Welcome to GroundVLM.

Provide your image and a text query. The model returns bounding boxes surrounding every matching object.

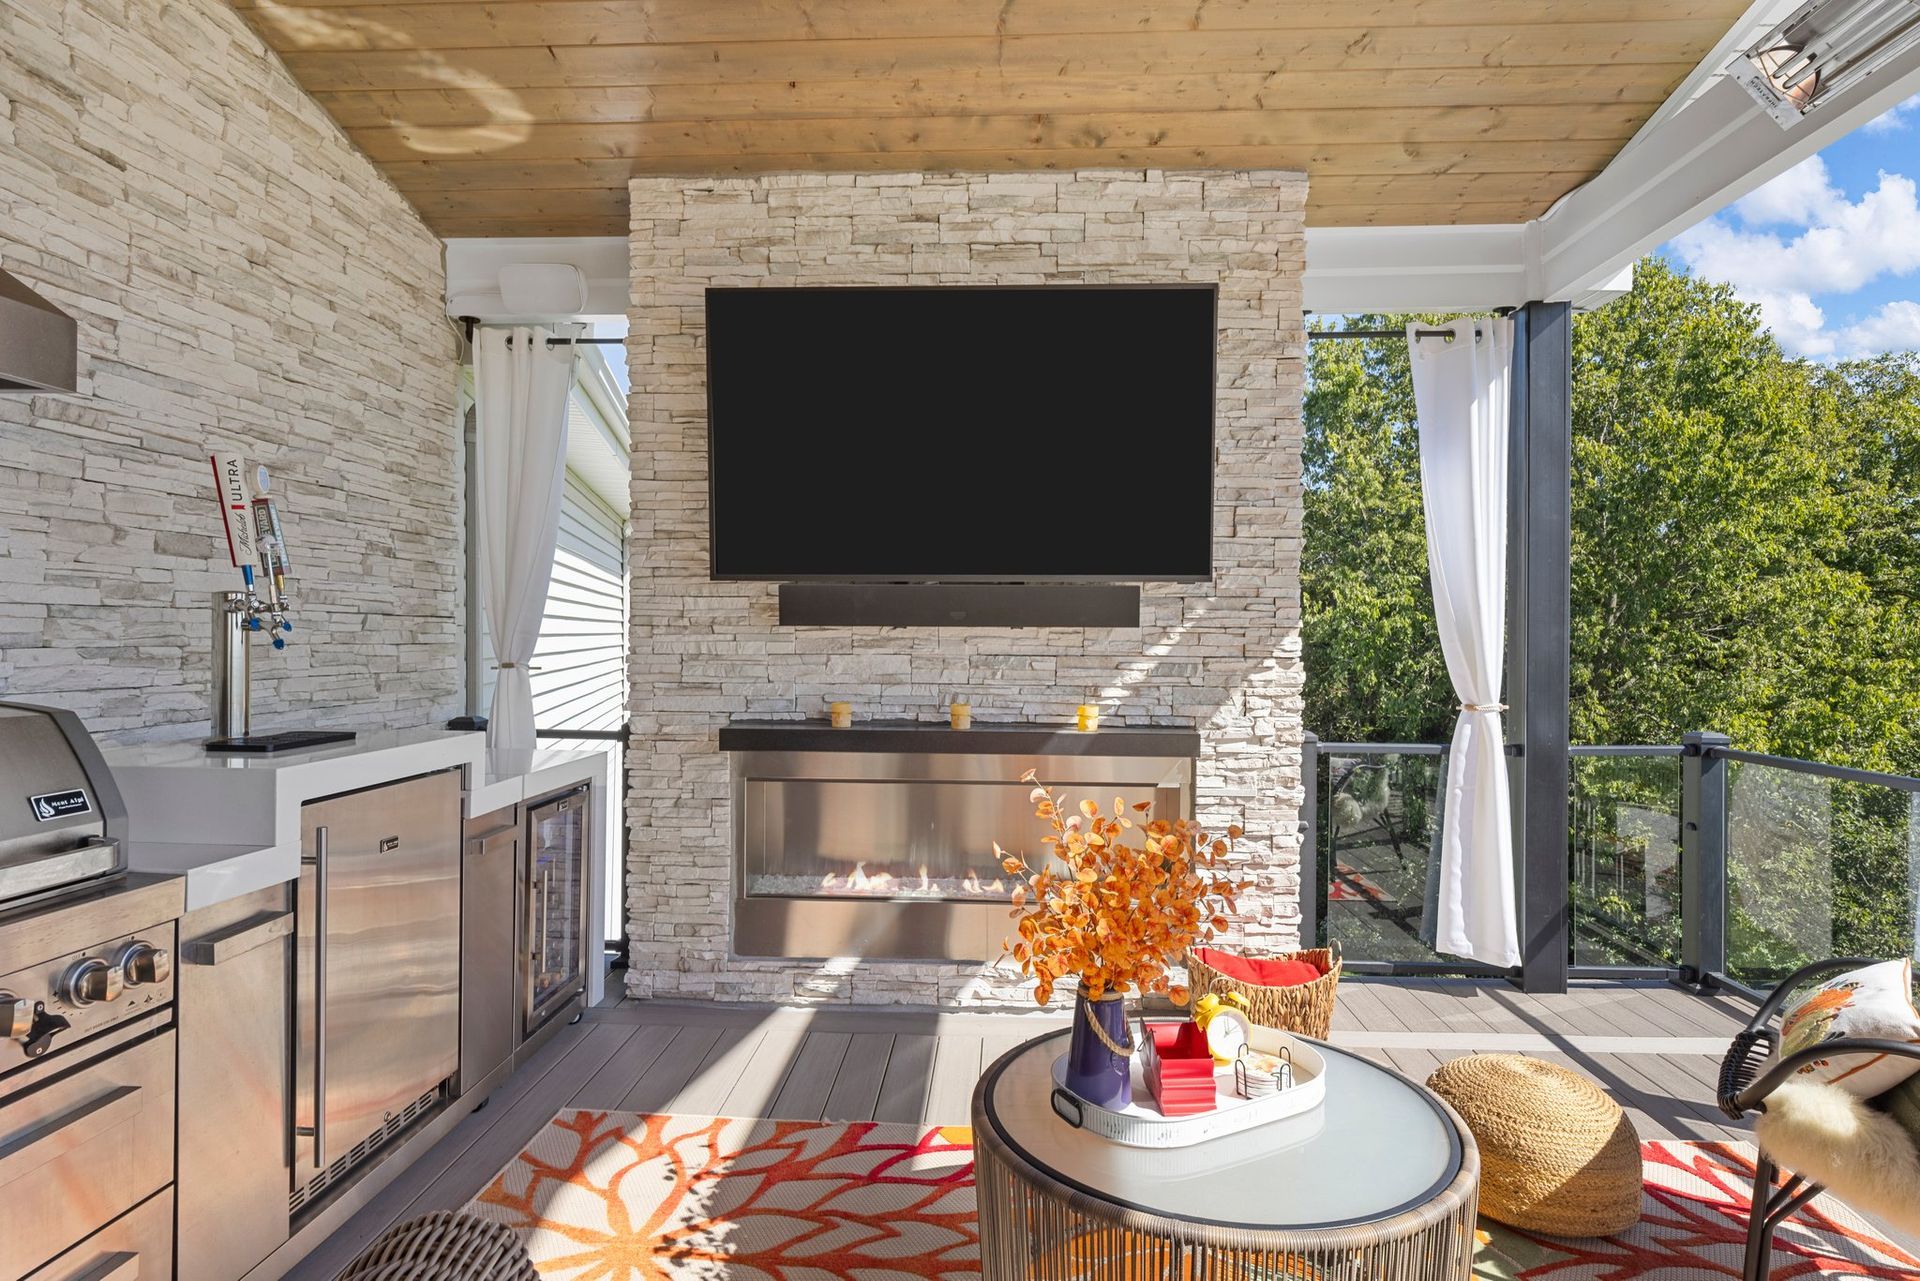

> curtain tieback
[1460,702,1507,713]
[493,662,541,671]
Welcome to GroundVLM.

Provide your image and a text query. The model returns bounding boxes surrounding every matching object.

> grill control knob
[0,993,32,1041]
[61,957,123,1007]
[114,941,172,987]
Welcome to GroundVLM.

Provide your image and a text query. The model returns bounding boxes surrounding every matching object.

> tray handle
[1050,1088,1086,1129]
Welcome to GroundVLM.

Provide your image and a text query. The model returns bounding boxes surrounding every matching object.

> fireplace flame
[769,860,1021,901]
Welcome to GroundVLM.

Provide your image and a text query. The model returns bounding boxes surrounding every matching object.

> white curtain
[474,325,574,756]
[1408,317,1521,968]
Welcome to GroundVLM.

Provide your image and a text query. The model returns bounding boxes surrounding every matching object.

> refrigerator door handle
[298,824,328,1170]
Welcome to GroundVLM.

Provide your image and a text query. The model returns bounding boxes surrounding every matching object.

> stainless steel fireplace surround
[723,721,1199,963]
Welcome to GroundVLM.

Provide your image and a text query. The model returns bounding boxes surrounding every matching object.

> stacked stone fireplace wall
[625,169,1309,1006]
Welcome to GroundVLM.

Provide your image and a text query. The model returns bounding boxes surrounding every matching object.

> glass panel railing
[1317,746,1449,963]
[1312,737,1919,981]
[1569,748,1684,968]
[1725,758,1920,988]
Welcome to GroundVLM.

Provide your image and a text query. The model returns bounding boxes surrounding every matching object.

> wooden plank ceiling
[226,0,1751,238]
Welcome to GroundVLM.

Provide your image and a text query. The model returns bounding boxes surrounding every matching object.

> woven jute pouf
[335,1210,537,1281]
[1427,1054,1642,1238]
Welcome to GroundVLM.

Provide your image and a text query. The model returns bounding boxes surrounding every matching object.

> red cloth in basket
[1189,947,1326,988]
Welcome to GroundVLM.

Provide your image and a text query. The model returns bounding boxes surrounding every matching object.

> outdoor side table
[972,1029,1481,1281]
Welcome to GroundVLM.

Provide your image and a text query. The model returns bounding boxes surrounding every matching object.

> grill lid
[0,703,125,904]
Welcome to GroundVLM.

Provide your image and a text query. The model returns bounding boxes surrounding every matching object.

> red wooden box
[1141,1020,1218,1115]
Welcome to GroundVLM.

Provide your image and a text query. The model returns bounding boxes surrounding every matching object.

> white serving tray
[1048,1025,1326,1149]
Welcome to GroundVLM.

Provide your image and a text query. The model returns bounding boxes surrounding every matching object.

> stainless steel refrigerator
[294,770,461,1204]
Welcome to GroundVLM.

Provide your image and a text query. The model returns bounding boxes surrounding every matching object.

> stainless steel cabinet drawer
[0,1030,175,1279]
[178,887,292,1281]
[25,1188,173,1281]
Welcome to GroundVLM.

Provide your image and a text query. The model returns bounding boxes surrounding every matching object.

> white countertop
[107,729,613,911]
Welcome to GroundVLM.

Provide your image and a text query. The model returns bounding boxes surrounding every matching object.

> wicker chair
[1716,957,1920,1281]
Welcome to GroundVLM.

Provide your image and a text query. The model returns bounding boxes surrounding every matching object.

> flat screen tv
[705,284,1215,582]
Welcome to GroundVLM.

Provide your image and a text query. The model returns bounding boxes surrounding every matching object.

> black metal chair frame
[1716,957,1920,1281]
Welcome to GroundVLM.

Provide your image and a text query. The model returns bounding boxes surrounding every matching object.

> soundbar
[777,583,1141,628]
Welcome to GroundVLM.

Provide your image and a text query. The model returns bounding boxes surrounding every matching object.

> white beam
[1304,224,1530,314]
[444,236,628,320]
[1535,42,1920,303]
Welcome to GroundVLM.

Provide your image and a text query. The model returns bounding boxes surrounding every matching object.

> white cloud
[1732,155,1847,226]
[1862,92,1920,133]
[1668,156,1920,358]
[1829,300,1920,358]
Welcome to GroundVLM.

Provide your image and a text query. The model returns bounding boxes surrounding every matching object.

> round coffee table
[972,1029,1480,1281]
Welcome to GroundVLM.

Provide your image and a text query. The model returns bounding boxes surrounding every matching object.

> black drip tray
[204,730,359,754]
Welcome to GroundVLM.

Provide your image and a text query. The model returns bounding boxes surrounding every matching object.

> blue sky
[1661,94,1920,359]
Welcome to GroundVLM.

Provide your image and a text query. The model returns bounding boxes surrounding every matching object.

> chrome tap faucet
[207,455,298,739]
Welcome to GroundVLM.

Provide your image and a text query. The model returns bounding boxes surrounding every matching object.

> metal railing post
[1681,731,1731,986]
[1300,732,1319,950]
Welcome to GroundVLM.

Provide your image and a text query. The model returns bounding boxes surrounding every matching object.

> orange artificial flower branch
[996,768,1252,1007]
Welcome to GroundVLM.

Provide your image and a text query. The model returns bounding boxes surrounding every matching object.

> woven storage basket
[335,1210,537,1281]
[1426,1053,1641,1238]
[1184,942,1342,1039]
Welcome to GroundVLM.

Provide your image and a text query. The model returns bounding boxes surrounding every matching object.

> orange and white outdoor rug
[466,1113,1920,1280]
[465,1112,978,1280]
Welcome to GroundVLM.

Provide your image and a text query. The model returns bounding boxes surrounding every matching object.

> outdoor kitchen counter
[105,730,613,912]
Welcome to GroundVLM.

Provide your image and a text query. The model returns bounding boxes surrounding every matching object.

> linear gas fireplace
[722,721,1198,963]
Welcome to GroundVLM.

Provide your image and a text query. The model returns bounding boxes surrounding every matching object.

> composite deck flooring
[288,977,1916,1277]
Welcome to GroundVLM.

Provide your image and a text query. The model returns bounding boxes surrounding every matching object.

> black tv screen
[705,285,1215,581]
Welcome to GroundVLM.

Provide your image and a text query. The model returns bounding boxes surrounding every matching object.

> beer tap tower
[204,453,357,753]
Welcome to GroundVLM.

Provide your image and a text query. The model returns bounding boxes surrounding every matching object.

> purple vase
[1064,990,1133,1110]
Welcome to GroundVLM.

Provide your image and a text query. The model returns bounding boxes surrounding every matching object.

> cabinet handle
[75,1253,140,1281]
[300,825,329,1170]
[0,1085,141,1191]
[182,911,292,966]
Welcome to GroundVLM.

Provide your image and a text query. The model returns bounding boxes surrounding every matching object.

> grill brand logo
[29,789,91,822]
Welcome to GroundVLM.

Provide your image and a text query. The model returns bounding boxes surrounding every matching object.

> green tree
[1304,259,1920,775]
[1303,259,1920,971]
[1301,318,1450,743]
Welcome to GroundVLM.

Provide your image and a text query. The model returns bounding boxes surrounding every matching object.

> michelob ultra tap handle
[209,452,257,574]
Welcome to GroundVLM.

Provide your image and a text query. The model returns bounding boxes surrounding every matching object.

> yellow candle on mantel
[950,703,972,730]
[1076,704,1100,733]
[829,702,853,729]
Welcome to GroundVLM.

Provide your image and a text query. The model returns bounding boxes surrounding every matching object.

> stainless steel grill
[0,701,126,909]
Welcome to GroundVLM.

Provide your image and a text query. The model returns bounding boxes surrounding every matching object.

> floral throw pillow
[1776,958,1920,1099]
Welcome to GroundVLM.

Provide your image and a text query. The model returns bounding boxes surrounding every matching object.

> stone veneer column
[627,170,1307,1007]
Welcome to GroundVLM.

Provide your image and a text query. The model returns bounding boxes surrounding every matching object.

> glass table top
[980,1029,1463,1229]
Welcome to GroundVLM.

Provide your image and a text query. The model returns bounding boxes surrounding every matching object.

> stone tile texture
[0,0,462,740]
[626,169,1308,1007]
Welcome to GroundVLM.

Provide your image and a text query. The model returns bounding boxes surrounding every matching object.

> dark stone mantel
[717,718,1201,758]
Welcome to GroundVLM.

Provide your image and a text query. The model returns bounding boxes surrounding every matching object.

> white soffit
[1305,12,1920,315]
[446,237,628,320]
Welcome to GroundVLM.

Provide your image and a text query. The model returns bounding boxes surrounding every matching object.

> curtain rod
[458,317,625,347]
[1311,328,1471,341]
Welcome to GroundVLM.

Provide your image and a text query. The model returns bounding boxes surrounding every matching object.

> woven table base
[335,1210,538,1281]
